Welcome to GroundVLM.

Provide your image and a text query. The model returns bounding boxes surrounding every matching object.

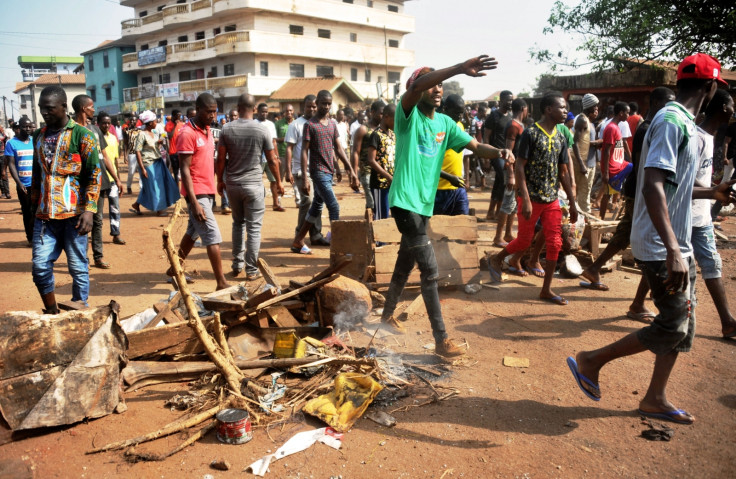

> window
[104,87,112,102]
[350,33,357,42]
[103,51,109,68]
[213,27,221,36]
[364,69,371,82]
[350,68,358,82]
[158,40,168,47]
[318,29,331,39]
[224,64,235,76]
[195,31,205,40]
[138,10,147,17]
[367,0,373,6]
[176,0,186,3]
[260,61,268,76]
[388,39,399,48]
[388,5,399,12]
[89,89,96,102]
[177,35,188,43]
[289,25,304,35]
[157,5,165,11]
[88,57,94,72]
[159,73,170,83]
[388,71,400,84]
[342,0,353,3]
[289,63,305,78]
[208,66,217,78]
[317,65,334,77]
[224,24,236,32]
[140,43,149,51]
[141,76,153,84]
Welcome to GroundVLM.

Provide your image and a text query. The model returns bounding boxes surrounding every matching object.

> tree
[532,0,736,71]
[442,81,464,99]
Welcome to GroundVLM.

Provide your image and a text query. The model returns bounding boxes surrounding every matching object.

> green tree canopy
[442,81,464,99]
[532,0,736,71]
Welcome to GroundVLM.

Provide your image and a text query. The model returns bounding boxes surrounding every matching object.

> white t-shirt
[692,126,714,228]
[285,116,309,174]
[618,120,632,139]
[337,121,349,150]
[258,119,276,161]
[349,120,362,138]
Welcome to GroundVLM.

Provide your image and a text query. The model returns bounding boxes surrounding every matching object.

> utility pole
[1,96,7,126]
[10,100,15,122]
[383,25,389,101]
[29,84,37,125]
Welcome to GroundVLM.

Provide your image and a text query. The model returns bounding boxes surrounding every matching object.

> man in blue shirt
[5,116,35,244]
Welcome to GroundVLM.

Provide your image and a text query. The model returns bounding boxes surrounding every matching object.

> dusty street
[0,179,734,478]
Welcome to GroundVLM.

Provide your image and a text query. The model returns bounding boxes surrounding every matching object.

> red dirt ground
[1,179,734,478]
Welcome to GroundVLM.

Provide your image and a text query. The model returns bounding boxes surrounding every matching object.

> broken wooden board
[126,316,214,359]
[257,257,283,291]
[150,292,185,326]
[372,215,479,244]
[266,305,301,327]
[330,220,374,280]
[0,302,127,431]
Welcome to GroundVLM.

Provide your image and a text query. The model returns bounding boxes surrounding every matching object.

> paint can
[215,408,252,444]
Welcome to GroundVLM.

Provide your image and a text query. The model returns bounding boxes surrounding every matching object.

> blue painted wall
[83,46,137,115]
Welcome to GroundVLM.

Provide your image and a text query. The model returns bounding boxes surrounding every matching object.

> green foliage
[442,81,464,99]
[531,0,736,71]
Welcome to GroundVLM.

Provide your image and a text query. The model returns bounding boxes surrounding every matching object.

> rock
[210,459,231,471]
[365,410,397,427]
[502,356,530,368]
[464,284,482,294]
[319,275,372,330]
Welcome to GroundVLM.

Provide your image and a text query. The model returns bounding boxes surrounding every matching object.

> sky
[0,0,587,119]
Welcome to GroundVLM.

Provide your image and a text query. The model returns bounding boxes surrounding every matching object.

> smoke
[331,300,370,335]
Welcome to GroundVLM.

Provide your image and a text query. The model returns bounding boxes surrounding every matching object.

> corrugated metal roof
[269,77,364,102]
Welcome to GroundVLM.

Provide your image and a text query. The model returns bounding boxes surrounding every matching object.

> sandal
[290,244,312,255]
[94,259,111,269]
[112,236,126,245]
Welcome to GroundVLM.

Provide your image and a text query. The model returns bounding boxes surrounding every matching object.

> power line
[0,31,111,37]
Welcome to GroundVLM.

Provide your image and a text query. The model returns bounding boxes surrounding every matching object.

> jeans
[32,217,90,304]
[91,189,109,261]
[293,171,323,241]
[0,157,9,196]
[382,206,447,343]
[307,171,340,223]
[360,171,374,209]
[220,168,229,209]
[108,184,121,236]
[229,183,265,275]
[490,157,506,202]
[17,185,34,243]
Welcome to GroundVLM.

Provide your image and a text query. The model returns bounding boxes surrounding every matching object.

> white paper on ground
[245,427,342,476]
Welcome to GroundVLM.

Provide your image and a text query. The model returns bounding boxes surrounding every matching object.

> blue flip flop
[507,266,528,277]
[488,265,503,283]
[637,408,694,425]
[566,356,601,401]
[579,281,610,291]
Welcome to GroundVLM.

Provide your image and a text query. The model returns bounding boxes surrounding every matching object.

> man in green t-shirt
[274,104,294,181]
[381,55,514,358]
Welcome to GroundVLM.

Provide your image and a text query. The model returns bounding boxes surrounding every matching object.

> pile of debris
[0,199,458,471]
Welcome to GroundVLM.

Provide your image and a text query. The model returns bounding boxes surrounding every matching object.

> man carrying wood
[381,56,513,358]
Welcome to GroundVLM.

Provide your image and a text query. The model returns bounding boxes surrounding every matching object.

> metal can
[215,408,252,444]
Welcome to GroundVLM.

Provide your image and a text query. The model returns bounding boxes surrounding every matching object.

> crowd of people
[1,52,735,426]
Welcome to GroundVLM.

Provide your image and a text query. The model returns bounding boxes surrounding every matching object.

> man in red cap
[380,55,514,358]
[567,53,732,425]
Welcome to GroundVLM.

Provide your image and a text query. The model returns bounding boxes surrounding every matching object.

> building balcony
[123,74,249,102]
[212,0,414,33]
[122,0,413,39]
[122,30,413,72]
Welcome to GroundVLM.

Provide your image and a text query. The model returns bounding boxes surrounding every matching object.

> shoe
[435,338,465,358]
[246,271,262,281]
[127,188,133,195]
[112,236,126,245]
[231,268,243,277]
[381,316,406,334]
[273,205,285,212]
[221,207,231,215]
[94,259,111,269]
[311,237,331,246]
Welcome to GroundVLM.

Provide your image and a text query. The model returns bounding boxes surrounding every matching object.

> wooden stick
[213,312,234,364]
[162,199,243,393]
[125,421,216,462]
[257,257,282,291]
[307,255,352,284]
[87,402,223,454]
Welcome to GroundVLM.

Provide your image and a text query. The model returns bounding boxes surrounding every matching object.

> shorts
[608,162,633,193]
[636,257,696,354]
[692,224,721,279]
[499,187,517,215]
[262,159,276,182]
[185,195,222,246]
[433,188,469,216]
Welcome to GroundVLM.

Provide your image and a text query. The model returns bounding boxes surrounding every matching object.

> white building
[14,74,87,126]
[118,0,414,113]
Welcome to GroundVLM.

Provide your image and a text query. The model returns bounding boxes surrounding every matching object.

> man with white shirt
[284,95,327,246]
[257,103,283,212]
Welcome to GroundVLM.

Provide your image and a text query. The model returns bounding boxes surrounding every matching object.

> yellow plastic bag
[303,373,383,432]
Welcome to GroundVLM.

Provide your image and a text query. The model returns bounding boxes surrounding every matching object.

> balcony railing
[192,0,212,12]
[121,18,141,29]
[141,11,163,25]
[124,74,248,101]
[171,39,208,54]
[214,31,249,46]
[208,75,247,89]
[163,4,188,16]
[122,52,138,63]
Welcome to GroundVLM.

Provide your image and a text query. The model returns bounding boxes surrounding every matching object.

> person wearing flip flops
[567,54,734,426]
[489,91,578,305]
[216,94,282,281]
[578,87,676,322]
[380,56,513,358]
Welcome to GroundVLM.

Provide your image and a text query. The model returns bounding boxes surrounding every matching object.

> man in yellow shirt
[98,112,125,245]
[434,94,468,215]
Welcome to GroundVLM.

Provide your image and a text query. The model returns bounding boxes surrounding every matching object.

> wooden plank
[253,275,338,311]
[403,294,424,317]
[201,298,247,312]
[257,258,282,291]
[375,267,478,286]
[329,220,372,255]
[126,317,214,359]
[372,218,402,244]
[245,287,278,308]
[266,306,301,327]
[374,243,479,273]
[309,254,353,284]
[372,216,478,244]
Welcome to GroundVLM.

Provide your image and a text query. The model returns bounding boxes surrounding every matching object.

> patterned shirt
[31,118,101,220]
[517,122,569,203]
[304,116,339,175]
[368,127,396,190]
